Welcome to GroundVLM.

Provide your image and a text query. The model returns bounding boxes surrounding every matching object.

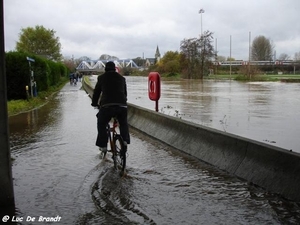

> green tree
[158,51,181,75]
[227,57,236,61]
[160,51,180,64]
[217,55,226,62]
[251,35,273,61]
[16,25,62,61]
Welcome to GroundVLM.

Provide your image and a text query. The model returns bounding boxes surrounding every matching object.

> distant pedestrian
[69,73,74,85]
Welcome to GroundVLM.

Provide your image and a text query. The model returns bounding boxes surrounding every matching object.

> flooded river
[123,76,300,153]
[7,81,300,224]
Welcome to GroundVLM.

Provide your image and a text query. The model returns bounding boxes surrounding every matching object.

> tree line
[10,25,300,82]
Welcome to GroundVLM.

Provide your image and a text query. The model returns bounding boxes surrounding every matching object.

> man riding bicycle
[91,61,130,153]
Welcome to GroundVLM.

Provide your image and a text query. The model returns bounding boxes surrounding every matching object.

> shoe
[99,147,107,153]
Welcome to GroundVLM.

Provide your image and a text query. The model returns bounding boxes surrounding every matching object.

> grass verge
[7,78,68,117]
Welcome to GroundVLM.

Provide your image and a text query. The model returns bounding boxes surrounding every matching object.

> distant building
[145,45,161,67]
[145,58,155,67]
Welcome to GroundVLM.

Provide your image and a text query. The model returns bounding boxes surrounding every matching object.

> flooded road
[8,82,300,224]
[120,76,300,153]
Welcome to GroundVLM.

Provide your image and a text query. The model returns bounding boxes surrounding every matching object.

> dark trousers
[96,106,130,148]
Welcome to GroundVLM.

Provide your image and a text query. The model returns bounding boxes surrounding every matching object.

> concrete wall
[83,77,300,202]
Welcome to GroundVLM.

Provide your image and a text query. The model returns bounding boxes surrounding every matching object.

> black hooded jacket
[91,71,127,107]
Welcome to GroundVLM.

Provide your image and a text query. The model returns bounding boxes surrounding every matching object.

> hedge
[5,51,68,100]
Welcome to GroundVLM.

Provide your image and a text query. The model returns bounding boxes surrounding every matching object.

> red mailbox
[148,72,161,111]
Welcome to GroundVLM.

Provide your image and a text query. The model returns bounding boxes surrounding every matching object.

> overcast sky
[4,0,300,61]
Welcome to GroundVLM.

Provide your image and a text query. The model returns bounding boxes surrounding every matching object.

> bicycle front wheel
[113,134,126,173]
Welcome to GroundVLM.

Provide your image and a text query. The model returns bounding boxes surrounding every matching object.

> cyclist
[91,61,130,153]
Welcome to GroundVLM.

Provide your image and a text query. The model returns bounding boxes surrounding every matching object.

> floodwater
[7,81,300,224]
[121,76,300,153]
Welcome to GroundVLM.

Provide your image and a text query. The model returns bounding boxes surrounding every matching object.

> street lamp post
[248,31,251,79]
[199,8,205,77]
[198,8,205,36]
[230,35,232,79]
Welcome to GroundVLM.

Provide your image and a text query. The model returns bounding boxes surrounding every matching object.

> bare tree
[278,53,290,60]
[99,54,111,60]
[180,37,199,78]
[251,35,274,61]
[180,31,215,79]
[199,31,215,77]
[78,56,91,61]
[99,54,119,61]
[294,51,300,61]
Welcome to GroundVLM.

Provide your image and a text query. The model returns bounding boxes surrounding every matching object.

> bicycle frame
[106,117,126,174]
[107,118,118,154]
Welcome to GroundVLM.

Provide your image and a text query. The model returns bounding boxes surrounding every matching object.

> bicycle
[102,117,126,175]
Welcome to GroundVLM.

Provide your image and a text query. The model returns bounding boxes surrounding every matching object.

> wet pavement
[6,81,300,224]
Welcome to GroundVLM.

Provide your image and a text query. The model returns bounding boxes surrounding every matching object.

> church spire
[155,45,161,62]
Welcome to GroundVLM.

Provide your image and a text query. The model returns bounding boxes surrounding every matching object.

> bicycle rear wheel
[112,134,126,174]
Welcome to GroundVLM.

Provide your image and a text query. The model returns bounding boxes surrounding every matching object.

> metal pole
[0,0,15,207]
[215,38,217,79]
[199,8,205,77]
[249,31,251,79]
[198,8,205,36]
[29,61,33,97]
[230,35,232,79]
[201,13,202,35]
[26,57,35,97]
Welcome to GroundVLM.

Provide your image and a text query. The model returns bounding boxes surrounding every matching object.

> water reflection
[9,96,62,153]
[125,76,300,152]
[9,85,100,224]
